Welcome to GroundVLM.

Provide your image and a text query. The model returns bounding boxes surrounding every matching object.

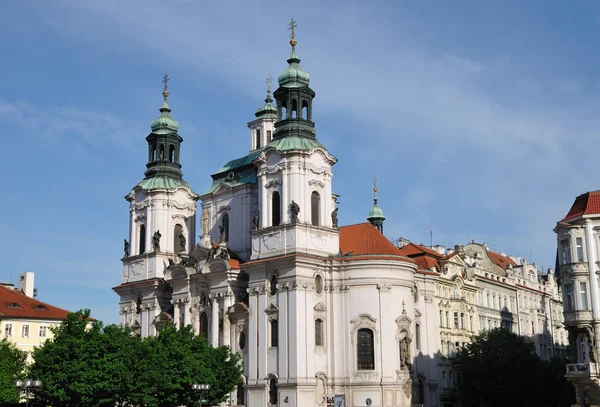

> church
[112,20,566,407]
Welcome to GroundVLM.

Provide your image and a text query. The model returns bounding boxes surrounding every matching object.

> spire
[255,74,277,119]
[368,177,385,233]
[277,18,310,88]
[143,74,184,183]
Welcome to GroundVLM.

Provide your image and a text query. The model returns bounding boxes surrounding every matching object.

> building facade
[0,272,74,363]
[113,23,566,407]
[555,191,600,407]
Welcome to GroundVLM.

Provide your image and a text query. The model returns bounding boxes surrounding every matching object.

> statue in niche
[123,239,130,257]
[201,209,209,235]
[253,209,259,231]
[152,230,162,252]
[219,225,227,244]
[331,207,339,228]
[290,200,300,223]
[400,335,412,369]
[179,232,187,252]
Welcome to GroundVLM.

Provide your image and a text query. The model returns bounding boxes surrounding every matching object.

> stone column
[184,299,192,327]
[211,295,220,347]
[173,301,180,327]
[223,293,233,348]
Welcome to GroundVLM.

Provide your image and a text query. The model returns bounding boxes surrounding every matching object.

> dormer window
[34,305,48,311]
[7,303,22,309]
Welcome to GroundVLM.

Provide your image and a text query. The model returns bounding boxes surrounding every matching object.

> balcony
[563,310,593,326]
[566,363,598,379]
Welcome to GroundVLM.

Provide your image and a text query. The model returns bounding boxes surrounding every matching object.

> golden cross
[288,18,297,39]
[265,74,273,93]
[162,73,169,91]
[373,176,378,194]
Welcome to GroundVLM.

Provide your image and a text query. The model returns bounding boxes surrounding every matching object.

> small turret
[367,177,385,233]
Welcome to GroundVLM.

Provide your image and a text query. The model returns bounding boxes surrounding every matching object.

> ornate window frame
[314,302,326,351]
[350,314,379,379]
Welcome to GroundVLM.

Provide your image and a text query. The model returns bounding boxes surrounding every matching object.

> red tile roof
[487,250,517,269]
[397,243,444,259]
[562,191,600,221]
[228,259,241,269]
[413,256,441,271]
[339,223,408,257]
[0,285,73,320]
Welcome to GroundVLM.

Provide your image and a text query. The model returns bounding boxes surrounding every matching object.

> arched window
[222,213,230,243]
[281,106,287,120]
[416,322,421,350]
[159,145,165,161]
[301,100,308,119]
[174,224,183,253]
[270,275,278,296]
[272,191,281,226]
[357,328,374,370]
[255,129,261,149]
[269,378,278,405]
[199,312,209,338]
[270,320,278,347]
[135,296,142,314]
[169,145,175,162]
[152,145,157,161]
[139,224,146,254]
[315,319,323,346]
[311,191,320,226]
[291,99,298,119]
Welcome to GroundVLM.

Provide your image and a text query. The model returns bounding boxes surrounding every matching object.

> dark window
[270,320,278,347]
[311,191,320,226]
[174,224,183,253]
[315,319,323,346]
[267,130,272,141]
[416,323,421,350]
[159,144,165,160]
[136,296,142,314]
[169,145,175,162]
[152,145,157,161]
[454,312,459,329]
[301,100,308,119]
[272,191,281,226]
[139,224,146,254]
[357,328,375,370]
[269,379,277,405]
[199,312,209,338]
[291,99,298,119]
[256,129,261,149]
[239,331,246,351]
[222,213,229,242]
[236,383,245,406]
[270,275,277,296]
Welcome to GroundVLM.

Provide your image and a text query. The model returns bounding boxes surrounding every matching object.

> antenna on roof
[428,206,433,249]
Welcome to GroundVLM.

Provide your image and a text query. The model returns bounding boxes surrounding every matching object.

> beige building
[0,272,73,362]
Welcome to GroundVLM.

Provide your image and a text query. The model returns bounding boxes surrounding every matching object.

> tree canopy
[455,328,575,407]
[0,337,26,403]
[29,310,242,407]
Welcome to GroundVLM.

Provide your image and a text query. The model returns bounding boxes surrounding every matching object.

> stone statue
[201,208,209,235]
[290,200,300,223]
[219,225,227,244]
[253,209,260,231]
[179,232,186,252]
[123,239,130,257]
[331,207,339,228]
[400,335,412,368]
[152,230,162,252]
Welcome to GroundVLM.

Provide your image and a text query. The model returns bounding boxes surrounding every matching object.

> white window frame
[576,237,584,262]
[21,324,29,338]
[39,325,47,338]
[4,323,12,337]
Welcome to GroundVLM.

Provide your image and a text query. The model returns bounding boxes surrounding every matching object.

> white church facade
[113,22,566,407]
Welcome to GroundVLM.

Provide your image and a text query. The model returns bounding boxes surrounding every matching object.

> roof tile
[563,190,600,221]
[0,285,74,320]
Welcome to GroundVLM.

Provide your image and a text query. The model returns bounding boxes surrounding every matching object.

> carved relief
[311,233,326,249]
[264,179,282,189]
[402,378,412,398]
[308,179,325,188]
[263,233,282,250]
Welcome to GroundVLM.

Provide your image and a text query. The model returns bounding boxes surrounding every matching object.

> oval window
[315,275,323,295]
[239,331,246,351]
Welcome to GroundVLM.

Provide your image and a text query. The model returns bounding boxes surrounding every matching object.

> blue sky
[1,1,599,324]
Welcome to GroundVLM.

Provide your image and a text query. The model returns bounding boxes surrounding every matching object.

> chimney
[454,245,464,254]
[432,245,446,255]
[18,272,34,298]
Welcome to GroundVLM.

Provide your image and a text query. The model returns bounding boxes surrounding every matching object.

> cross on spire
[373,176,378,196]
[162,73,169,91]
[288,18,297,40]
[265,74,273,93]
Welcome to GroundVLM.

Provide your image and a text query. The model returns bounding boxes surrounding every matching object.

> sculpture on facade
[290,200,300,223]
[123,239,130,257]
[400,335,412,368]
[219,225,227,244]
[152,230,162,252]
[201,208,209,235]
[331,207,339,228]
[253,209,259,231]
[179,232,187,252]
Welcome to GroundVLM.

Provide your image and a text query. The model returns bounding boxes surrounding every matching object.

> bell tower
[115,76,199,336]
[251,20,339,260]
[248,75,277,151]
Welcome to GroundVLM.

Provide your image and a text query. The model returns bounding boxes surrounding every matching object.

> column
[184,299,192,327]
[173,302,180,327]
[142,307,149,337]
[281,162,289,224]
[248,288,259,384]
[223,293,233,348]
[585,220,600,319]
[260,174,268,229]
[211,296,220,347]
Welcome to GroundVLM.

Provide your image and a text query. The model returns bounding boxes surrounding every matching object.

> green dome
[278,47,310,88]
[150,97,179,134]
[255,92,278,119]
[368,204,385,220]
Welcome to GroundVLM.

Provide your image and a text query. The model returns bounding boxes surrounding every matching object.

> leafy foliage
[0,338,26,403]
[29,310,242,407]
[455,328,575,407]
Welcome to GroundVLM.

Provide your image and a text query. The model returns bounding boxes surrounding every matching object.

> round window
[315,275,323,295]
[239,331,246,351]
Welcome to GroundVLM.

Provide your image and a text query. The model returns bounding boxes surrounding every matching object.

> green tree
[29,309,134,407]
[0,338,26,403]
[455,328,575,407]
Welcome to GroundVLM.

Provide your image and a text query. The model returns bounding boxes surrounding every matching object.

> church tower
[248,76,277,152]
[115,76,199,336]
[367,178,385,233]
[251,20,339,259]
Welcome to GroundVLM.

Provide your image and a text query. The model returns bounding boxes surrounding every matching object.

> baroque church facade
[113,22,567,407]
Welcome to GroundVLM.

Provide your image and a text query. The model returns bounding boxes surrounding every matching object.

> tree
[455,328,575,407]
[0,338,26,403]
